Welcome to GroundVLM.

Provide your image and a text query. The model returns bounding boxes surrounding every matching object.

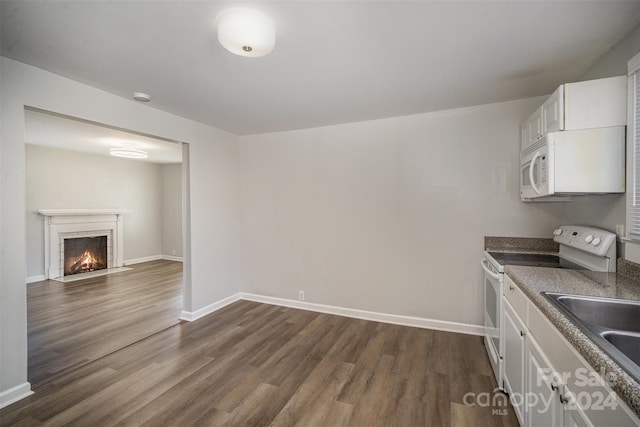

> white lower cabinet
[504,299,526,425]
[562,393,593,427]
[502,275,639,427]
[526,334,563,427]
[503,293,593,427]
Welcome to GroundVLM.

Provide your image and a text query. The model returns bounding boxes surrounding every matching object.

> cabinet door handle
[559,394,568,405]
[509,285,515,291]
[550,383,558,392]
[520,330,525,337]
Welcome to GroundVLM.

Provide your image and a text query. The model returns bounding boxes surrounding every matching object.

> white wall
[0,57,241,403]
[239,98,563,327]
[161,163,183,258]
[581,24,640,82]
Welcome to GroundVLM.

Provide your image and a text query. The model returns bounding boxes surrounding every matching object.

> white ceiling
[25,109,183,164]
[3,1,640,136]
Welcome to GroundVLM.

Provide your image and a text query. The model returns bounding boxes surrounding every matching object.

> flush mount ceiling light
[132,92,151,102]
[110,148,148,159]
[216,7,276,57]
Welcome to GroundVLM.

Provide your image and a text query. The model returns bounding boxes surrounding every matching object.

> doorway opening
[24,107,191,387]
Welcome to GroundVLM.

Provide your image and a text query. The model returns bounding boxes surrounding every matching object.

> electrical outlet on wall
[298,291,304,301]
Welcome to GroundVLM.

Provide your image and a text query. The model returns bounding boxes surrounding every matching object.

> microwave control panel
[540,155,547,183]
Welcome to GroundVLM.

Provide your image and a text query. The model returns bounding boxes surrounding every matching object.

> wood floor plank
[329,319,378,364]
[223,382,279,426]
[120,347,248,426]
[87,353,217,426]
[289,362,355,427]
[18,367,119,423]
[269,360,354,426]
[424,371,452,426]
[43,362,165,427]
[385,329,446,426]
[452,401,480,427]
[321,400,354,427]
[3,294,520,427]
[189,407,234,427]
[335,323,389,404]
[212,366,264,413]
[348,354,396,425]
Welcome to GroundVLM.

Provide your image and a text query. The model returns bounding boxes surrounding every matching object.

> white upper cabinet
[564,76,627,130]
[521,76,626,150]
[542,85,564,133]
[521,106,543,150]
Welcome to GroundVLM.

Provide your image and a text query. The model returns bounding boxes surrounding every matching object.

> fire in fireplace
[63,236,108,276]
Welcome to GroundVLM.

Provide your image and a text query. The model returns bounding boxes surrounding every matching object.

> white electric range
[481,225,617,389]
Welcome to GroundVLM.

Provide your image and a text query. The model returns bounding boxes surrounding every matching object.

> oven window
[485,275,497,327]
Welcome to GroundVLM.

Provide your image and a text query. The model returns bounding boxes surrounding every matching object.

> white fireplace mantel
[39,209,130,279]
[38,209,130,217]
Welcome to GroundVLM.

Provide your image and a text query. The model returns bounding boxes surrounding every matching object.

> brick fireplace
[38,209,129,280]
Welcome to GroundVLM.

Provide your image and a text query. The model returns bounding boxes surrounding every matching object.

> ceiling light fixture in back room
[109,147,148,159]
[216,7,276,57]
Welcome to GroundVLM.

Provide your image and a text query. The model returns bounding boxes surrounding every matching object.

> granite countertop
[485,236,559,253]
[504,265,640,418]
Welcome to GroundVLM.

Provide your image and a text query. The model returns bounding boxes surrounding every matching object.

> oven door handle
[481,259,501,280]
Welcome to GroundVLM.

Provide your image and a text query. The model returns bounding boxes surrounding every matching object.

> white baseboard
[239,293,485,336]
[124,255,183,265]
[180,292,484,336]
[26,275,46,284]
[161,255,183,262]
[124,255,163,265]
[180,293,242,322]
[0,382,33,410]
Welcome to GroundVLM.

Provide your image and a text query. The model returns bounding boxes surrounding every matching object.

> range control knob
[553,228,563,236]
[592,237,601,246]
[585,235,594,243]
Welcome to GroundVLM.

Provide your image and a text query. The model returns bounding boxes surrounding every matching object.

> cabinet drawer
[504,275,527,321]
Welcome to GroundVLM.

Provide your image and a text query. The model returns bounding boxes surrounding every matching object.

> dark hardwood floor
[27,259,183,386]
[3,297,518,426]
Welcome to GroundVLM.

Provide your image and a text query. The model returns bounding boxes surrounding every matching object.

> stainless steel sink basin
[542,293,640,383]
[601,331,640,366]
[549,294,640,333]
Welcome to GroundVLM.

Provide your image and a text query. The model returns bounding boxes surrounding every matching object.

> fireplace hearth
[64,236,108,276]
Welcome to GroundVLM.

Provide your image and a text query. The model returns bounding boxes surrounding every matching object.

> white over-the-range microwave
[520,126,625,201]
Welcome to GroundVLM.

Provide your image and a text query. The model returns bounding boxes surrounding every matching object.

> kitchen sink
[548,294,640,333]
[601,331,640,366]
[542,293,640,383]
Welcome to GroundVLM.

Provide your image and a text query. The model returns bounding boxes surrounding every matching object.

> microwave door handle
[481,259,501,280]
[529,151,541,195]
